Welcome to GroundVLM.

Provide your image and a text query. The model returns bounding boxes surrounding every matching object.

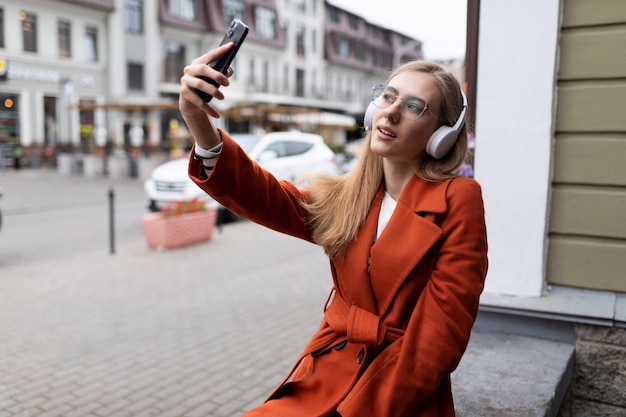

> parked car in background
[144,131,341,221]
[246,131,340,181]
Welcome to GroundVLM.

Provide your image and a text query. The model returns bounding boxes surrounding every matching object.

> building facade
[474,0,625,414]
[0,0,423,168]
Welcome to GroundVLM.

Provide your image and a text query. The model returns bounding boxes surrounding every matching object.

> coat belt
[324,293,404,346]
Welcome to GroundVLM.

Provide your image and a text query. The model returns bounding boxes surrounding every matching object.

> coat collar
[333,175,451,316]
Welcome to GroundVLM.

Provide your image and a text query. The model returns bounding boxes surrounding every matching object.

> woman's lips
[377,125,396,139]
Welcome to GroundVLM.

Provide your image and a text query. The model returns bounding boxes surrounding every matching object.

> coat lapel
[331,176,451,317]
[369,176,450,315]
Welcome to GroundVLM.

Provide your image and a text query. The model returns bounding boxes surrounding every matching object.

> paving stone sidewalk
[0,221,332,417]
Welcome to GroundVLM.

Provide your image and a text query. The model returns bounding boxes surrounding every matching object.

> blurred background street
[0,169,332,417]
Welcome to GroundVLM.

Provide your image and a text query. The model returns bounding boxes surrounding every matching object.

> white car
[144,131,341,218]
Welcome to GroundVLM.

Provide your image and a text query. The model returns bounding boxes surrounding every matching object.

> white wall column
[473,0,562,297]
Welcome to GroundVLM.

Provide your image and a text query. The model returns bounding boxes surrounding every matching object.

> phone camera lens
[228,29,234,37]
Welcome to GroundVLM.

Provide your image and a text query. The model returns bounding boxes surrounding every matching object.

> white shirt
[376,192,397,239]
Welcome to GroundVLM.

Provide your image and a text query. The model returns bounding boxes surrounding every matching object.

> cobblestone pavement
[0,219,332,417]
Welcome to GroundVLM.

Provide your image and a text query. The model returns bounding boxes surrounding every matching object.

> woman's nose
[384,99,402,121]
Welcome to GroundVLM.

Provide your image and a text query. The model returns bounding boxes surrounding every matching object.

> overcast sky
[325,0,467,60]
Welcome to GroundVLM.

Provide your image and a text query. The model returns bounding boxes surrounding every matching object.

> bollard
[108,187,115,254]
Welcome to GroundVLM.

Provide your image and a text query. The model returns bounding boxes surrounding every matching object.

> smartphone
[197,19,249,102]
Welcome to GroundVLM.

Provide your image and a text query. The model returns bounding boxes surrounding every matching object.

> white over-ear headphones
[364,88,468,160]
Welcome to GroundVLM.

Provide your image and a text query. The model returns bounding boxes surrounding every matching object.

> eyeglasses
[371,84,440,122]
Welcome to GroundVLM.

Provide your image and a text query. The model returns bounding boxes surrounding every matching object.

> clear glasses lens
[371,84,427,120]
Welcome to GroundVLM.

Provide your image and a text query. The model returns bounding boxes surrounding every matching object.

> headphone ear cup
[426,126,457,159]
[426,88,469,159]
[363,102,376,131]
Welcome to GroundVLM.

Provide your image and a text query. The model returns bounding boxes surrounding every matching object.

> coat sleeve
[337,178,489,417]
[188,130,313,242]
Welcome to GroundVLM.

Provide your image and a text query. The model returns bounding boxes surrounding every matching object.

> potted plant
[141,199,217,250]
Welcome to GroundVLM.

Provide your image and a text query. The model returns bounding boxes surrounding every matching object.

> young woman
[179,43,488,417]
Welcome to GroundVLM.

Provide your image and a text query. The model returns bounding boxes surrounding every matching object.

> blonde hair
[302,60,469,259]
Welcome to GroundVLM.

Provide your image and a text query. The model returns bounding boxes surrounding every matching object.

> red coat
[189,132,488,417]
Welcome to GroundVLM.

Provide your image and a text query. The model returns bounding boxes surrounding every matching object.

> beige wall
[548,0,626,291]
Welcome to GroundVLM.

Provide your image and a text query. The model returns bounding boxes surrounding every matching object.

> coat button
[357,348,365,364]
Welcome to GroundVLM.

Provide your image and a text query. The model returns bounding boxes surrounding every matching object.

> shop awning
[73,101,357,128]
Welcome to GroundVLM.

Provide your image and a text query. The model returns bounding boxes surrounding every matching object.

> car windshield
[232,135,261,153]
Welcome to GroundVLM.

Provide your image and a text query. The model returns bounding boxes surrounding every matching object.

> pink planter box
[141,209,217,250]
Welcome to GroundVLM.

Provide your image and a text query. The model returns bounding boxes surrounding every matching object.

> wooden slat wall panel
[562,0,626,27]
[550,186,626,239]
[559,27,626,80]
[548,237,626,292]
[556,82,626,132]
[553,135,626,186]
[548,0,626,291]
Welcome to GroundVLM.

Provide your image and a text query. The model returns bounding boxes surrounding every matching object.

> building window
[335,35,349,58]
[20,11,37,53]
[372,26,383,40]
[85,27,98,62]
[296,24,305,56]
[295,0,305,13]
[261,60,269,92]
[328,7,338,23]
[0,93,19,143]
[0,8,5,49]
[256,7,276,39]
[223,0,244,26]
[163,41,185,83]
[125,0,143,33]
[355,40,365,61]
[58,20,71,58]
[348,15,358,30]
[44,96,58,145]
[296,68,305,97]
[127,62,144,90]
[169,0,196,21]
[337,74,343,98]
[79,99,95,152]
[325,72,332,96]
[248,57,255,86]
[283,63,289,92]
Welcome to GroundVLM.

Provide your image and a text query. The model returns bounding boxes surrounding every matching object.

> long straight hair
[302,60,469,259]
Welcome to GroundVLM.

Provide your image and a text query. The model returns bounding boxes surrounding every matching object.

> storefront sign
[7,65,95,87]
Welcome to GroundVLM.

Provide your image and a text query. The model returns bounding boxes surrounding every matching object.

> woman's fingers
[179,43,236,118]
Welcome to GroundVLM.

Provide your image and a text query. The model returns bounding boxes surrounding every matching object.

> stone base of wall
[557,324,626,416]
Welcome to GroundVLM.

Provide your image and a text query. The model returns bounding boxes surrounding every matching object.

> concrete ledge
[452,329,575,417]
[480,285,625,327]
